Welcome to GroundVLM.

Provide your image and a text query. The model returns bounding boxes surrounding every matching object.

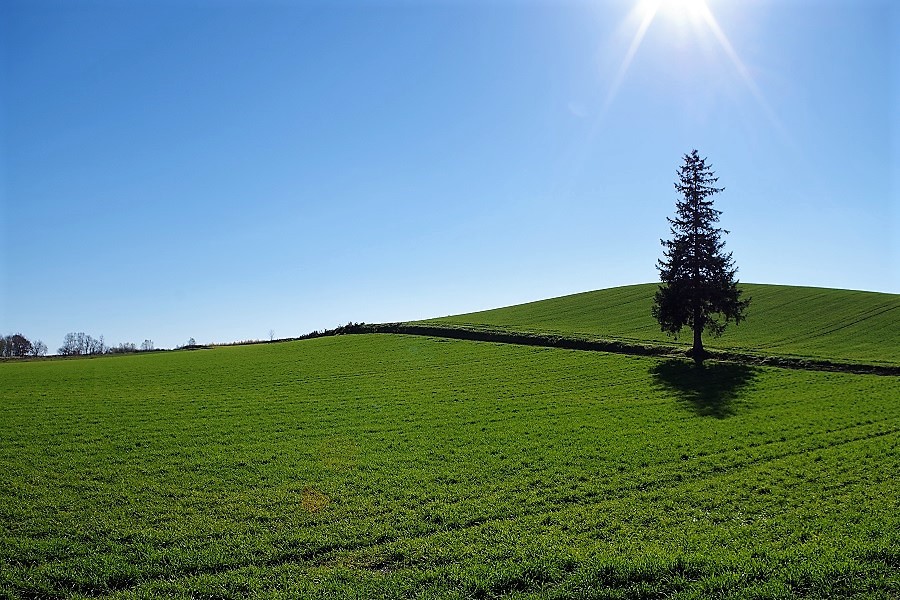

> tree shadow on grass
[650,359,759,418]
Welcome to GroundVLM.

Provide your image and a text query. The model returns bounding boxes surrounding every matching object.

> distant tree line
[108,339,155,353]
[58,333,156,356]
[0,333,48,357]
[58,332,106,356]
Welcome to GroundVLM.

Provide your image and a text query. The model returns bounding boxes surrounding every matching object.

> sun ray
[693,2,791,142]
[548,2,661,199]
[596,0,791,147]
[602,1,660,115]
[550,2,662,198]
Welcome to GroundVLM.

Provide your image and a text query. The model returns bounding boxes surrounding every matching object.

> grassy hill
[422,283,900,366]
[2,335,899,598]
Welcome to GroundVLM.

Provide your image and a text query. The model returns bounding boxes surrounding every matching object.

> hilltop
[421,283,900,367]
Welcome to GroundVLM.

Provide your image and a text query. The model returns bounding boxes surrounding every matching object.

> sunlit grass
[424,283,900,366]
[2,335,898,597]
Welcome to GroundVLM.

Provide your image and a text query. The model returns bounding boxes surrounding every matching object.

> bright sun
[609,0,716,111]
[639,0,711,26]
[663,0,709,20]
[608,0,785,139]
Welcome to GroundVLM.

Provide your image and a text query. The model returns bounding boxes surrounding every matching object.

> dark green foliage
[652,150,750,362]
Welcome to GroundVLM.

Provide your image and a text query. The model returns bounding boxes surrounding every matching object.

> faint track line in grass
[31,421,894,598]
[4,333,897,597]
[764,303,899,349]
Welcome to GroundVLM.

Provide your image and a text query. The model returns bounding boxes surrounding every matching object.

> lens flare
[602,0,786,141]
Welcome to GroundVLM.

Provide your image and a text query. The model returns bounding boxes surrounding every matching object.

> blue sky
[2,0,897,350]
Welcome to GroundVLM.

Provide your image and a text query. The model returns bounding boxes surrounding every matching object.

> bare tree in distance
[59,332,106,356]
[30,340,48,357]
[110,342,137,354]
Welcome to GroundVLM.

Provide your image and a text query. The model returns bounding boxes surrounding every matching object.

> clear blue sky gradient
[2,0,897,350]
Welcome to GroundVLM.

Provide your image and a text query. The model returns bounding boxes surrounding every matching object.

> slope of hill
[422,283,900,366]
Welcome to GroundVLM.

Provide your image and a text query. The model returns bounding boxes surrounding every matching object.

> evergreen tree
[652,150,750,363]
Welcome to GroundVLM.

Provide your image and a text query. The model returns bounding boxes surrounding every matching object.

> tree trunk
[692,313,705,364]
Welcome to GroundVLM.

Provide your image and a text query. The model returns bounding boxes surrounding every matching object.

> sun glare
[604,0,786,140]
[638,0,709,25]
[660,0,709,23]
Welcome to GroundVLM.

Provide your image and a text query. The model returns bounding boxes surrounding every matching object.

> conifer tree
[652,150,750,363]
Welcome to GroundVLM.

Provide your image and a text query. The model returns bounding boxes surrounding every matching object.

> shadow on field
[650,360,759,418]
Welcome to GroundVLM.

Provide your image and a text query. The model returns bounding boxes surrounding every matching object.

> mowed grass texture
[2,335,899,598]
[424,284,900,366]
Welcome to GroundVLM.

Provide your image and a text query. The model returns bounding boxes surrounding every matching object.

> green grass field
[2,333,899,598]
[423,284,900,366]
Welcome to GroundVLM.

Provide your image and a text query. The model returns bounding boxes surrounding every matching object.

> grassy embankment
[422,283,900,367]
[2,319,899,597]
